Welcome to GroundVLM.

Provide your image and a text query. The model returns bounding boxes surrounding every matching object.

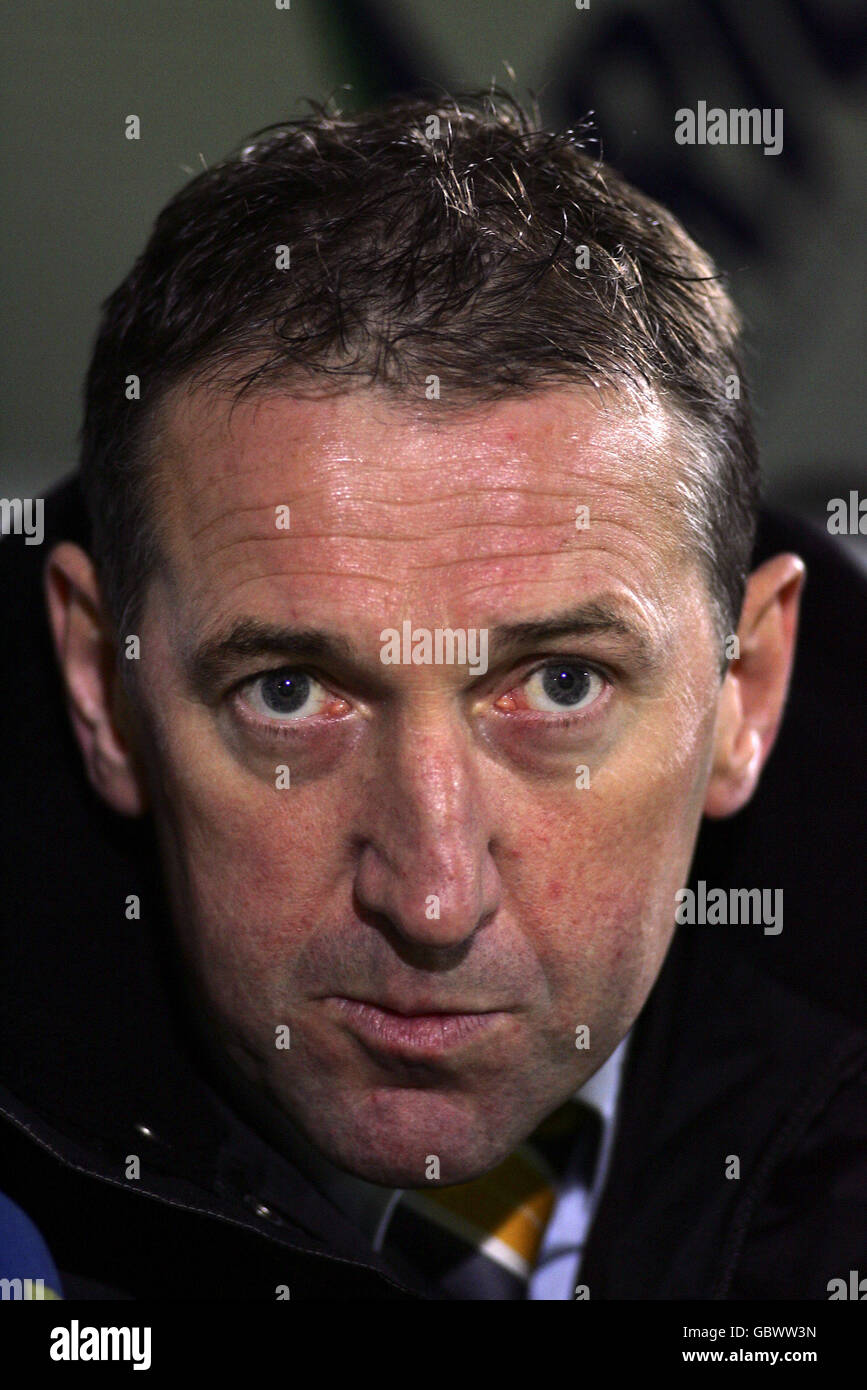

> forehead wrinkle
[175,569,402,626]
[187,479,591,526]
[174,528,371,573]
[149,384,705,645]
[409,546,587,574]
[181,501,286,549]
[176,501,675,570]
[190,475,674,549]
[173,519,691,625]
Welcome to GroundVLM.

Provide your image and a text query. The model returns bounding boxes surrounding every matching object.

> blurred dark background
[1,0,864,561]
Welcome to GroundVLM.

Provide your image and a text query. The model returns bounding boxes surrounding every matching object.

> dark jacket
[1,476,864,1299]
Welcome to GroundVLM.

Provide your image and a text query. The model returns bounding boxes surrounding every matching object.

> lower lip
[329,997,505,1054]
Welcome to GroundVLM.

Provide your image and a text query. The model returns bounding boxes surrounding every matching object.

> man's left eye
[515,661,605,714]
[242,668,332,721]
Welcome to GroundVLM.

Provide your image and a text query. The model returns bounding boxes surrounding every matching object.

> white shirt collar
[575,1030,631,1126]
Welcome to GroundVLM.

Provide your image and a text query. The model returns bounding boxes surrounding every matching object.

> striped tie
[382,1097,602,1298]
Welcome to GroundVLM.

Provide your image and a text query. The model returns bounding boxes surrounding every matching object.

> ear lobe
[703,553,806,820]
[43,541,149,816]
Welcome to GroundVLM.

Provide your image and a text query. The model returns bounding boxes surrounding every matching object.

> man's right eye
[240,668,332,721]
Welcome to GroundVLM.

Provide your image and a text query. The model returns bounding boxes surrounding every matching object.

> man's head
[46,94,804,1186]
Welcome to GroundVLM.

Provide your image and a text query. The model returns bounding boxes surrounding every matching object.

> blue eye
[241,668,331,721]
[523,662,603,714]
[261,670,311,714]
[541,665,592,706]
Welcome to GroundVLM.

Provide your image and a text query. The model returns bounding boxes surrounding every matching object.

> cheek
[145,735,340,1009]
[539,872,662,1009]
[513,750,708,1020]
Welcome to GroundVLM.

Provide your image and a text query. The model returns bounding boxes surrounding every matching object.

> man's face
[129,384,722,1186]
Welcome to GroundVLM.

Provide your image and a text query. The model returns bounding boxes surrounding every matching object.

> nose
[352,709,501,950]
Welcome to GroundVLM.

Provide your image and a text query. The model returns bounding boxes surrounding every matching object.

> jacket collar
[580,912,866,1298]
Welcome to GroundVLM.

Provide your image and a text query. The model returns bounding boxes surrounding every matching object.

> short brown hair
[79,91,759,644]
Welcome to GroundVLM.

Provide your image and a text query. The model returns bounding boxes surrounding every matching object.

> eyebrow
[186,600,658,694]
[187,619,359,695]
[489,602,655,666]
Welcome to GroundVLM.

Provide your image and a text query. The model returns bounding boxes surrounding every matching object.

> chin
[305,1085,517,1188]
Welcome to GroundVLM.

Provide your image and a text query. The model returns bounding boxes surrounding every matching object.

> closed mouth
[328,995,507,1053]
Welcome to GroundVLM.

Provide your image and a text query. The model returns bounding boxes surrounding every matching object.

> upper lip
[335,995,502,1017]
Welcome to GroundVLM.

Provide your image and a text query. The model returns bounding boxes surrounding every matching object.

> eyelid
[522,654,611,682]
[237,666,330,717]
[490,656,609,719]
[504,655,615,702]
[234,663,326,697]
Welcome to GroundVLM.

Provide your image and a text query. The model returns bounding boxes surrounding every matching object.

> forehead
[148,382,699,636]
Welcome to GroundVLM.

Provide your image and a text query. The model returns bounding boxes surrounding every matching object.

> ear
[704,553,806,819]
[43,541,149,816]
